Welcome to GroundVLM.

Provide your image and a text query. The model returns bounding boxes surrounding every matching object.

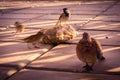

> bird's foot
[83,65,88,68]
[82,65,93,72]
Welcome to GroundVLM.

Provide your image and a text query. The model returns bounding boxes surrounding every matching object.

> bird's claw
[83,65,88,68]
[82,65,93,72]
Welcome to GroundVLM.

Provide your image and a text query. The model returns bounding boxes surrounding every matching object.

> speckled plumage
[56,8,71,26]
[76,32,105,72]
[14,22,24,35]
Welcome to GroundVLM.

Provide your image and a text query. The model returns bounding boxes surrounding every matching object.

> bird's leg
[83,62,89,68]
[89,63,94,71]
[83,63,93,72]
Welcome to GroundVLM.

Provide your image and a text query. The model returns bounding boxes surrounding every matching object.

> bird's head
[63,8,70,14]
[63,8,68,11]
[82,32,92,42]
[83,32,90,39]
[14,21,20,26]
[82,32,92,51]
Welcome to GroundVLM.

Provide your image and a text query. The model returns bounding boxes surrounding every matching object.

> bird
[76,32,105,72]
[55,8,71,26]
[23,30,44,49]
[14,21,25,35]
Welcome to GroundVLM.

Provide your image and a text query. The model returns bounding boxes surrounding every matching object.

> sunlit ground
[0,1,80,9]
[0,0,120,80]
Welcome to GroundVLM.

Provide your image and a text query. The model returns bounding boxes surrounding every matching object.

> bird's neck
[64,11,70,16]
[81,37,92,43]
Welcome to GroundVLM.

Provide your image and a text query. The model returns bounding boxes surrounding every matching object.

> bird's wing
[92,38,103,55]
[76,40,98,63]
[59,13,64,20]
[55,13,64,26]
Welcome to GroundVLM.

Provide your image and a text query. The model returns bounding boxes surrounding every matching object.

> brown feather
[56,8,70,26]
[76,32,104,64]
[15,22,24,34]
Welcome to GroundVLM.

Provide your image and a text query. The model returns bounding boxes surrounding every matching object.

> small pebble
[106,36,108,39]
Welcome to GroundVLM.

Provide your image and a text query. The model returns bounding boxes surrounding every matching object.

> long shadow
[0,0,119,75]
[0,7,30,14]
[26,45,120,75]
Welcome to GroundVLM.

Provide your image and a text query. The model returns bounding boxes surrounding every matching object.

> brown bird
[76,32,105,72]
[56,8,71,26]
[23,30,44,49]
[14,21,25,35]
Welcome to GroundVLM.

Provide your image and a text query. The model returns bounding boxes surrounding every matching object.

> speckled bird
[76,32,105,72]
[14,21,25,35]
[56,8,71,26]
